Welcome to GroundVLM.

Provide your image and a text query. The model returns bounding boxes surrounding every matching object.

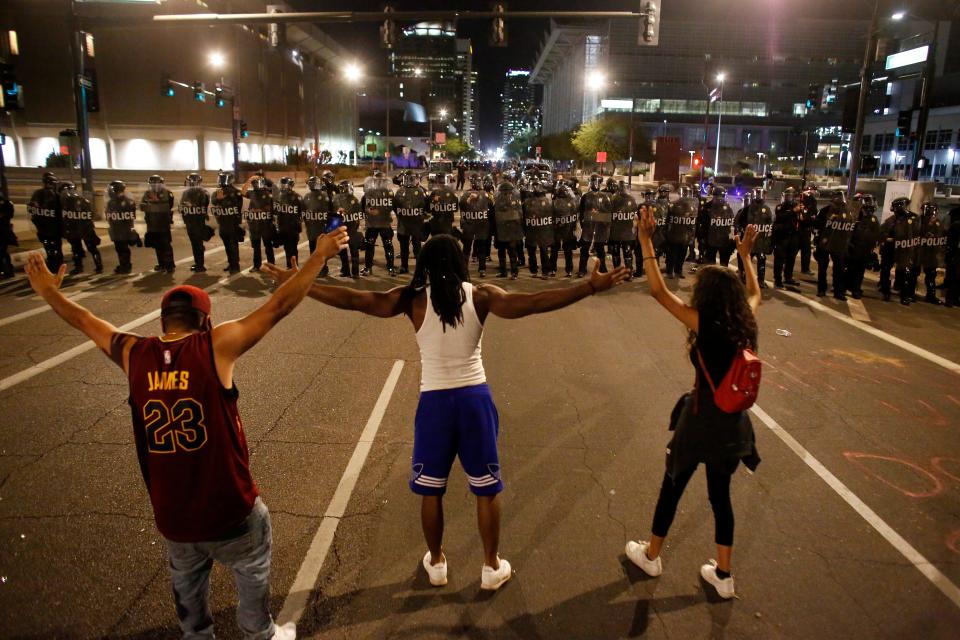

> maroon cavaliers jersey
[127,332,258,542]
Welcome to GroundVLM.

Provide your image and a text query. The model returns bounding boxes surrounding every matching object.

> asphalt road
[0,226,958,639]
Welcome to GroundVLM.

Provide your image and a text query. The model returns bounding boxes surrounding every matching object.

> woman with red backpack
[625,205,762,600]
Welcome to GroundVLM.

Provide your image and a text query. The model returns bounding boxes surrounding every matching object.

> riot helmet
[108,180,126,197]
[250,176,267,192]
[677,185,691,198]
[60,180,78,196]
[279,176,294,191]
[217,172,231,188]
[711,185,727,201]
[890,197,910,215]
[306,175,320,191]
[185,173,202,187]
[782,186,796,203]
[42,172,58,189]
[752,187,766,203]
[830,191,846,207]
[531,178,546,194]
[148,174,165,193]
[641,188,656,202]
[741,191,753,208]
[402,172,418,188]
[338,180,354,196]
[469,173,482,190]
[556,182,571,199]
[605,177,618,193]
[921,202,939,218]
[589,174,602,192]
[657,184,673,199]
[321,169,335,185]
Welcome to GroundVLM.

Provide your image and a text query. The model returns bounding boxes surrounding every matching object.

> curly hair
[407,234,470,331]
[686,265,759,352]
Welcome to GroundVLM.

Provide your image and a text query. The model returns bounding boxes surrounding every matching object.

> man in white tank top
[264,236,628,591]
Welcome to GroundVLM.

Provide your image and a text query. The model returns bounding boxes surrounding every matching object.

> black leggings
[651,464,735,546]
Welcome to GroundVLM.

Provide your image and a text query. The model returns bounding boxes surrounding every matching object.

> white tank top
[415,282,486,392]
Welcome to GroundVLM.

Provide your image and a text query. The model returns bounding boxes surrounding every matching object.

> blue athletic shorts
[410,383,502,496]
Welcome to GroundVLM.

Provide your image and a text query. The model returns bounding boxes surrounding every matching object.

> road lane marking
[846,297,871,322]
[278,359,405,625]
[768,283,960,374]
[0,242,305,393]
[750,404,960,610]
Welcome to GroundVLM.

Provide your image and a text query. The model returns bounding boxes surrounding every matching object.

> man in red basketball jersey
[24,227,348,640]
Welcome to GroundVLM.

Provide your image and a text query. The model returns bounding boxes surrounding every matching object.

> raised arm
[475,263,629,320]
[212,228,349,371]
[25,252,133,371]
[735,225,762,312]
[260,263,409,318]
[637,206,699,332]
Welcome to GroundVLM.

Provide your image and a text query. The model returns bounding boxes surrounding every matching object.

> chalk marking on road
[278,359,405,625]
[0,246,229,328]
[750,404,960,610]
[770,284,960,374]
[0,241,306,393]
[846,297,871,323]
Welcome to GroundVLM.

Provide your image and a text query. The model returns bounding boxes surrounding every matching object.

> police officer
[772,187,803,289]
[522,178,554,277]
[739,188,773,287]
[302,171,336,253]
[60,181,102,275]
[242,175,276,271]
[814,192,854,300]
[493,179,523,279]
[578,173,611,276]
[459,173,493,277]
[28,172,64,271]
[141,174,176,272]
[846,194,881,300]
[799,185,819,274]
[917,202,946,305]
[644,184,672,274]
[664,185,697,278]
[211,172,244,273]
[482,173,496,195]
[335,179,363,278]
[609,180,638,277]
[360,170,395,276]
[179,173,213,272]
[427,172,458,238]
[394,172,427,274]
[702,186,736,266]
[0,192,16,279]
[551,182,580,277]
[879,198,912,303]
[104,180,139,275]
[274,177,303,269]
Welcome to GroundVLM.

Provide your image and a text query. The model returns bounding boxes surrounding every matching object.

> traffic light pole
[847,0,880,199]
[68,0,95,201]
[909,37,937,180]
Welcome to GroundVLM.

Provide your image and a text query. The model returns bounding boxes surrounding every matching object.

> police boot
[385,245,396,276]
[925,293,943,305]
[351,256,361,279]
[757,260,767,288]
[0,254,12,278]
[92,252,103,274]
[69,255,84,275]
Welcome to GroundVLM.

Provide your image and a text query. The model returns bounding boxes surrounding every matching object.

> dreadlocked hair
[685,265,758,353]
[407,234,470,331]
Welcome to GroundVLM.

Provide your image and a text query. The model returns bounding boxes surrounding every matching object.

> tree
[571,114,653,173]
[539,131,577,162]
[505,127,538,159]
[443,136,472,158]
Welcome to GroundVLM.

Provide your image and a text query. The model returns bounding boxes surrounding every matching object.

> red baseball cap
[161,285,211,317]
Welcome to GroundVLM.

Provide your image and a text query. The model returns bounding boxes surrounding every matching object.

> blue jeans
[163,497,275,640]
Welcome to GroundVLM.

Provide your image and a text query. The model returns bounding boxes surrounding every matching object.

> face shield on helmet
[217,172,230,188]
[402,172,418,188]
[589,174,602,191]
[338,180,354,196]
[483,174,494,188]
[782,187,796,203]
[711,186,726,201]
[42,172,59,189]
[677,185,691,198]
[108,180,125,197]
[657,184,673,199]
[61,181,78,197]
[641,189,656,203]
[890,197,910,214]
[148,175,164,193]
[830,191,846,207]
[307,176,320,191]
[279,176,294,192]
[605,177,618,192]
[250,176,267,192]
[751,188,765,203]
[469,173,482,190]
[921,202,939,217]
[556,183,571,198]
[321,170,335,185]
[531,179,546,194]
[185,173,202,188]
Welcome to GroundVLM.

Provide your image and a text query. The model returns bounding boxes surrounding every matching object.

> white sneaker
[422,550,448,586]
[700,559,736,599]
[625,540,662,577]
[481,557,512,591]
[271,621,296,640]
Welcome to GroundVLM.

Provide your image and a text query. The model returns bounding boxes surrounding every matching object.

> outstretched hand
[261,260,297,285]
[588,262,631,293]
[313,227,350,261]
[637,205,656,243]
[736,224,758,257]
[25,252,66,297]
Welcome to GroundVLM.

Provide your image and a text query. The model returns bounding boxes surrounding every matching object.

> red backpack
[696,348,762,413]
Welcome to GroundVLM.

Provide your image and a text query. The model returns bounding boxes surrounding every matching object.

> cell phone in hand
[324,216,343,233]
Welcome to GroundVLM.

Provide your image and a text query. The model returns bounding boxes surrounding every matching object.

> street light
[208,51,226,68]
[413,67,423,77]
[344,62,363,83]
[585,71,606,92]
[439,108,448,118]
[713,72,726,176]
[891,11,906,20]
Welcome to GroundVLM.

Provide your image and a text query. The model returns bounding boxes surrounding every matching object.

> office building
[501,69,539,147]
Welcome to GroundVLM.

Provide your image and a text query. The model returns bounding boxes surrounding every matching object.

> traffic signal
[896,109,912,137]
[193,81,205,102]
[490,3,507,47]
[239,120,249,138]
[692,155,701,168]
[638,1,660,46]
[162,75,175,97]
[380,5,396,49]
[215,83,225,108]
[806,84,821,110]
[0,62,22,111]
